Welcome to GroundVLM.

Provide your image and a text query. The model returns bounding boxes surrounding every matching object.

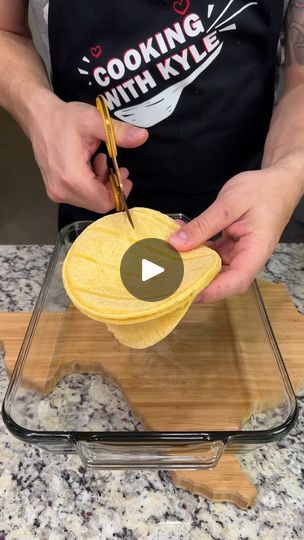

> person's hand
[170,164,303,303]
[28,94,148,213]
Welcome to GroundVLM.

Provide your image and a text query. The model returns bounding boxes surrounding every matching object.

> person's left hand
[170,163,303,303]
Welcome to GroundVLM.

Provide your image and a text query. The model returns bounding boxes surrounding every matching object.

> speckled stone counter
[0,244,303,540]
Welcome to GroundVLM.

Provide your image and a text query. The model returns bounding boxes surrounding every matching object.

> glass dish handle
[75,440,225,470]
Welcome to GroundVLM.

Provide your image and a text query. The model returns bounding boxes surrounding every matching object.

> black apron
[48,0,284,229]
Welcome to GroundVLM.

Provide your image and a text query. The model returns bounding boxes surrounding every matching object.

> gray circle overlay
[120,238,184,302]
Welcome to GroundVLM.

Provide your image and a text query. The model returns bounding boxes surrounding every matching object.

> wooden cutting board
[0,280,303,509]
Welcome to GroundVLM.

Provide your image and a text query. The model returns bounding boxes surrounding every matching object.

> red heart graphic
[173,0,190,16]
[91,45,102,59]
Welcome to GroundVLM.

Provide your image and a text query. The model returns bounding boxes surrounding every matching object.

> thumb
[91,107,149,149]
[113,117,149,148]
[170,199,236,251]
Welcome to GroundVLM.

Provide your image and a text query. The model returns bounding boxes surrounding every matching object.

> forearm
[262,86,304,197]
[262,0,304,198]
[0,30,58,137]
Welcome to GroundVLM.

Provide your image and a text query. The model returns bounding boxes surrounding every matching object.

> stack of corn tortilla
[62,208,221,348]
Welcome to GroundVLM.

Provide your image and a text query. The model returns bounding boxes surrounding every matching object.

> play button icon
[120,238,184,302]
[142,259,164,282]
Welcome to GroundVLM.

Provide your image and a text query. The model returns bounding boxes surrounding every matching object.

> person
[0,1,303,303]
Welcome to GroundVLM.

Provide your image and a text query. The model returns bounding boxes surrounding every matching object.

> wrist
[23,87,63,139]
[262,152,304,198]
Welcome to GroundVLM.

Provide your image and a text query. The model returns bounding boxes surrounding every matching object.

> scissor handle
[95,96,134,227]
[109,172,123,211]
[96,96,117,159]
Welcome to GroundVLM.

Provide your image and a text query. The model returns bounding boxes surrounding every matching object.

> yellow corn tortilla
[62,208,221,325]
[106,299,192,349]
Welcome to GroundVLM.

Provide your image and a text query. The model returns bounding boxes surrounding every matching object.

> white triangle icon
[141,259,165,282]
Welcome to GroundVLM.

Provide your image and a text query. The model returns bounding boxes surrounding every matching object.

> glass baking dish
[2,217,298,470]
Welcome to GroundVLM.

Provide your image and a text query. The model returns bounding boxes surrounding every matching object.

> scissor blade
[125,204,135,229]
[120,192,135,229]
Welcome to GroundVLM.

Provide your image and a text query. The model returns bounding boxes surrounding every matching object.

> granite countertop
[0,244,303,540]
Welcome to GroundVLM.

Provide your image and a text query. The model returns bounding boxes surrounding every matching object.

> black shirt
[48,0,284,227]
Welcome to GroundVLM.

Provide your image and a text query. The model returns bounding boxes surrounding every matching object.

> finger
[170,198,240,251]
[85,172,134,213]
[174,219,186,226]
[93,153,130,184]
[96,174,133,199]
[113,117,149,148]
[82,181,133,213]
[53,144,132,213]
[100,169,133,199]
[210,234,237,266]
[198,240,267,303]
[47,178,113,214]
[89,107,149,149]
[59,156,116,213]
[121,178,133,198]
[93,152,108,180]
[92,153,133,203]
[196,269,251,304]
[67,177,115,213]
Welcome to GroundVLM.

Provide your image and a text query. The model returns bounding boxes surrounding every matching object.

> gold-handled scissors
[96,96,135,229]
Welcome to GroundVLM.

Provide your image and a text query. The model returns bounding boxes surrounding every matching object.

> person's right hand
[29,94,148,213]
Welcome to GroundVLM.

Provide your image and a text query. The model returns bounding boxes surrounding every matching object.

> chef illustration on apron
[47,0,284,228]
